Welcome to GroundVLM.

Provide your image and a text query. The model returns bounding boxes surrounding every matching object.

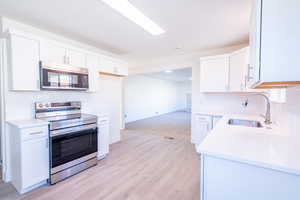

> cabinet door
[192,115,212,144]
[67,49,86,67]
[98,124,110,158]
[21,137,49,188]
[229,49,248,92]
[9,34,40,91]
[86,54,99,92]
[249,0,262,86]
[99,56,115,74]
[115,61,128,76]
[40,41,66,64]
[200,56,229,92]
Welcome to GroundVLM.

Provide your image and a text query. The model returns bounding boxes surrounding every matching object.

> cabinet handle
[46,138,49,149]
[246,64,254,82]
[29,131,44,135]
[100,120,108,123]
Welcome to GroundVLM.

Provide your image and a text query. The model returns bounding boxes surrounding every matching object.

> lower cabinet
[192,114,223,144]
[192,114,213,144]
[201,155,300,200]
[97,116,110,160]
[8,123,49,194]
[21,137,49,189]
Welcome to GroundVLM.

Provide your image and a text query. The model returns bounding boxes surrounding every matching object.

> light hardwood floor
[0,111,200,200]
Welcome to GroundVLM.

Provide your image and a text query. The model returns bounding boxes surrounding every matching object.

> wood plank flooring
[0,111,200,200]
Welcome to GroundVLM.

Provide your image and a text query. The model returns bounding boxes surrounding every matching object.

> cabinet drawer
[98,117,109,125]
[21,126,49,141]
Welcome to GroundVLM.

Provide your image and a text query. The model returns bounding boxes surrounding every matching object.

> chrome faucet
[243,94,272,125]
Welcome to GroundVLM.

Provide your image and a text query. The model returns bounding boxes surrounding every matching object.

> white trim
[0,39,6,181]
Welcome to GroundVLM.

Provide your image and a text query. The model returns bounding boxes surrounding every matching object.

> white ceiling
[0,0,252,62]
[145,68,192,82]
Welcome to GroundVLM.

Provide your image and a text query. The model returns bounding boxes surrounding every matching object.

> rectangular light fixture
[101,0,165,35]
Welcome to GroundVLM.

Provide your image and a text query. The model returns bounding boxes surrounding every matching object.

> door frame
[0,39,6,181]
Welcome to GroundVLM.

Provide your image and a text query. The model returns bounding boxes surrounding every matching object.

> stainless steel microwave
[40,61,89,91]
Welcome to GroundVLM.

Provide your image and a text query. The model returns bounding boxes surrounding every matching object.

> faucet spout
[245,93,272,125]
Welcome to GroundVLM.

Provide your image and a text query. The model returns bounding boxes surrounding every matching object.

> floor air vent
[164,136,175,140]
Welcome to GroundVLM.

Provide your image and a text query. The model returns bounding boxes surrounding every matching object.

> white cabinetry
[6,30,127,91]
[8,121,49,194]
[86,53,99,92]
[201,155,300,200]
[99,56,115,74]
[66,49,86,67]
[200,55,229,92]
[97,116,110,159]
[8,34,40,91]
[249,0,300,88]
[40,41,66,64]
[200,47,268,93]
[99,56,128,76]
[192,114,213,144]
[229,48,249,92]
[40,41,86,67]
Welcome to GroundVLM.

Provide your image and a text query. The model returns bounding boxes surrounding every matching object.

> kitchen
[1,0,300,200]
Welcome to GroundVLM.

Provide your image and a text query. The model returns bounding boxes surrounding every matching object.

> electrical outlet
[124,114,127,118]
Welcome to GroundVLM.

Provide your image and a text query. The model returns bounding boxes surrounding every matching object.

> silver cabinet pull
[29,131,44,135]
[247,64,254,82]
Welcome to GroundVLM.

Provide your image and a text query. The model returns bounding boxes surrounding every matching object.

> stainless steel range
[35,101,98,184]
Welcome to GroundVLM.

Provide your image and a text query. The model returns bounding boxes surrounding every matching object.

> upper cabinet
[200,55,229,92]
[99,56,128,76]
[200,47,250,93]
[228,48,249,92]
[249,0,300,88]
[40,41,86,67]
[66,49,86,67]
[8,34,40,91]
[6,30,128,91]
[86,53,99,92]
[40,42,66,64]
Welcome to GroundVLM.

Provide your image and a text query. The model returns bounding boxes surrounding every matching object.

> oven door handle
[51,124,97,137]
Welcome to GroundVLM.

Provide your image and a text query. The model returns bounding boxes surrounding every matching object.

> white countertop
[7,119,49,129]
[197,114,300,175]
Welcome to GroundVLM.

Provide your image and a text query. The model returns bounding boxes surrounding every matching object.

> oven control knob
[38,104,43,108]
[45,103,50,108]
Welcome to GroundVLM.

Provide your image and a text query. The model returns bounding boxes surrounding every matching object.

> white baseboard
[125,109,185,124]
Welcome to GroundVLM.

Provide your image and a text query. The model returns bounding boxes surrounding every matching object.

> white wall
[271,87,300,136]
[177,81,192,112]
[124,75,188,123]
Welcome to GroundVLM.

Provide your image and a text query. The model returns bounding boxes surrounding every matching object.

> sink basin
[228,119,263,128]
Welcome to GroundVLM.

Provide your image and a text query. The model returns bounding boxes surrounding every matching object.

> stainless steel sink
[228,119,263,128]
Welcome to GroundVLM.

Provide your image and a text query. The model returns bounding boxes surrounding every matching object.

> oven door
[51,126,97,173]
[40,62,89,90]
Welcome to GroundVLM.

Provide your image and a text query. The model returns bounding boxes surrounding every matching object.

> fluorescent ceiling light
[101,0,165,35]
[164,70,173,73]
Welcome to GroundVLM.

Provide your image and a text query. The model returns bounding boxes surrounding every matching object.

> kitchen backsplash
[272,87,300,136]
